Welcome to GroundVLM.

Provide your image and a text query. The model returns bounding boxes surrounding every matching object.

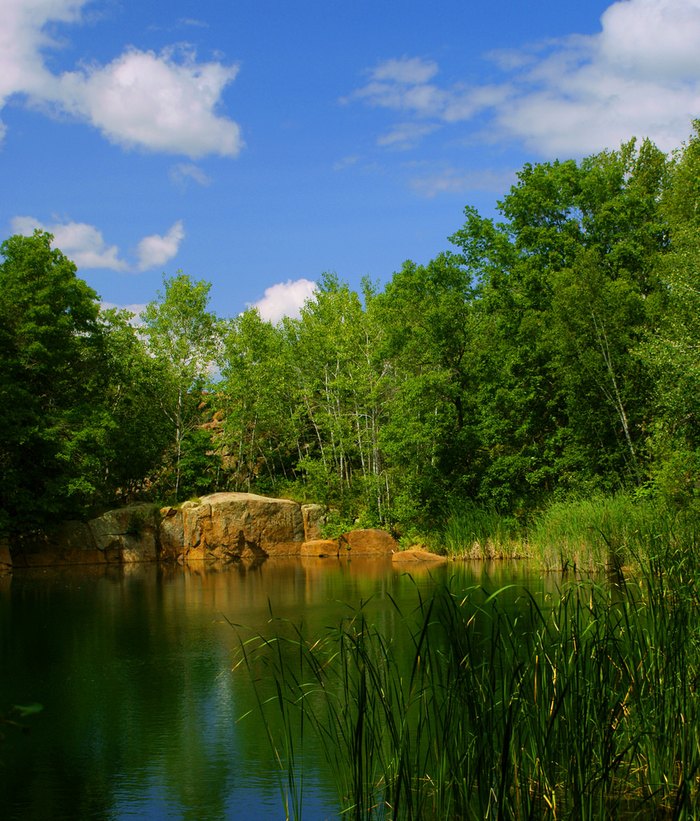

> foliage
[141,272,222,501]
[0,231,106,532]
[3,123,700,538]
[239,555,700,819]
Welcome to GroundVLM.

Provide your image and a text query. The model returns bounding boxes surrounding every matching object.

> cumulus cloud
[348,0,700,157]
[0,0,242,157]
[252,279,317,324]
[11,215,128,270]
[10,215,184,272]
[58,48,242,157]
[136,221,185,271]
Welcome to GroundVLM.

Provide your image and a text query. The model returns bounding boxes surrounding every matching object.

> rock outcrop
[8,493,401,567]
[10,504,160,567]
[338,528,397,556]
[160,492,306,562]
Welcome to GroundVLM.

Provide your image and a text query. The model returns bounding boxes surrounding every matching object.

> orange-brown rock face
[166,492,306,562]
[338,528,398,556]
[391,548,447,563]
[300,539,339,558]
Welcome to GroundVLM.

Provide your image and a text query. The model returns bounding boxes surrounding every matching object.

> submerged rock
[392,547,447,563]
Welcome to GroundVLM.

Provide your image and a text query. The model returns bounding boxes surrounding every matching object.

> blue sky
[2,0,699,322]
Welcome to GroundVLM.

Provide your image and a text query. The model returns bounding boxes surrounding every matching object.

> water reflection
[0,558,559,820]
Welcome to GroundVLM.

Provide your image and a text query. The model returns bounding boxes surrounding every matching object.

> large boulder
[163,492,306,562]
[392,547,447,564]
[88,504,159,562]
[338,528,398,556]
[300,538,339,558]
[301,504,328,541]
[9,504,159,567]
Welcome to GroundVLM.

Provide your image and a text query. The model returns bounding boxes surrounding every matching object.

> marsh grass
[441,502,523,559]
[236,557,700,820]
[528,494,700,572]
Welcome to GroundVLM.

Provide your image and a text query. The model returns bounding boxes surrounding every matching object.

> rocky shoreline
[2,492,435,573]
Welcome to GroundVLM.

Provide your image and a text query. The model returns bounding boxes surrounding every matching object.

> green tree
[218,308,300,492]
[449,139,669,510]
[283,273,389,520]
[141,273,221,501]
[97,307,173,500]
[641,122,700,507]
[373,253,480,523]
[0,231,106,532]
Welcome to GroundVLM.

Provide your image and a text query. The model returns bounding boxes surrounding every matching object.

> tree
[448,139,669,509]
[218,308,300,492]
[97,308,173,500]
[373,253,480,522]
[141,273,221,501]
[0,231,105,532]
[641,122,700,507]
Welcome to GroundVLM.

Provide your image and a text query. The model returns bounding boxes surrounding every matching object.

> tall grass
[236,553,700,819]
[438,493,700,573]
[529,493,700,572]
[442,502,522,559]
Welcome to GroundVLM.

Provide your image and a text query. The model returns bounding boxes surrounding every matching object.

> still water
[0,557,553,820]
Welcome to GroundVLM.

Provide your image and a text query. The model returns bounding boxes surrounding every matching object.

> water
[0,558,550,820]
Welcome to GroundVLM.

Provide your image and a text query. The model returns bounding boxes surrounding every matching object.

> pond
[0,558,559,820]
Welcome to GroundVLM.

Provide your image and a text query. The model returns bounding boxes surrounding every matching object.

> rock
[300,539,339,558]
[169,492,306,562]
[339,528,398,556]
[88,504,159,562]
[301,504,327,541]
[10,521,110,567]
[8,495,403,568]
[159,505,185,561]
[392,548,447,564]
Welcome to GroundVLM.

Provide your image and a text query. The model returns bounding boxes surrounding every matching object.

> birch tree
[141,272,221,500]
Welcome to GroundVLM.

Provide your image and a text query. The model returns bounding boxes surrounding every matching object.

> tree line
[2,124,699,538]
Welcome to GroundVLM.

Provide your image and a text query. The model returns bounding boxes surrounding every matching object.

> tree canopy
[2,124,699,536]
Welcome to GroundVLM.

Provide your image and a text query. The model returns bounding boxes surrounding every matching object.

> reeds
[442,502,522,559]
[236,556,700,819]
[440,493,700,573]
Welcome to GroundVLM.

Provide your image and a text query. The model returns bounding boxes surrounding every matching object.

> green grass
[431,493,700,574]
[441,501,522,559]
[236,551,700,819]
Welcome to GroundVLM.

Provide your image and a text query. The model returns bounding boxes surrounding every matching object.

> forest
[1,123,699,555]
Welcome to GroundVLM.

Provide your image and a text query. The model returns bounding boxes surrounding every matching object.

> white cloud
[372,57,439,85]
[0,0,243,157]
[348,57,448,117]
[58,47,242,157]
[11,215,128,270]
[252,279,317,323]
[349,0,700,157]
[377,122,438,149]
[10,215,184,272]
[169,162,212,187]
[410,168,518,199]
[136,221,185,271]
